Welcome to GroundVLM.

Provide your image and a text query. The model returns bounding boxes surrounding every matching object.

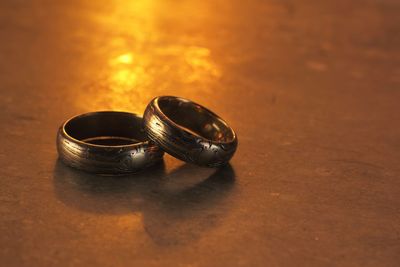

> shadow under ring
[57,111,164,175]
[143,96,238,167]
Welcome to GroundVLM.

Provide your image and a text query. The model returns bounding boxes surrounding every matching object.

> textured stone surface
[0,0,399,266]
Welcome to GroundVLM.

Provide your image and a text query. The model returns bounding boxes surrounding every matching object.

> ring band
[57,111,164,175]
[143,96,238,167]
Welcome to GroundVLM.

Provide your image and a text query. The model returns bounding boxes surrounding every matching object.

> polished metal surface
[144,96,237,167]
[0,0,400,266]
[57,111,164,174]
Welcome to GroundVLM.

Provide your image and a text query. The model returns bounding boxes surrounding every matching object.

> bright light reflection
[77,0,221,113]
[113,53,133,65]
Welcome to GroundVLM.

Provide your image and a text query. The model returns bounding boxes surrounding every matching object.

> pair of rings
[57,96,238,175]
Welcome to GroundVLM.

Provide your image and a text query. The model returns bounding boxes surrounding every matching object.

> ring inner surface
[64,112,147,146]
[158,98,234,142]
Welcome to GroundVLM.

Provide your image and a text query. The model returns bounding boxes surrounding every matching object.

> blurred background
[0,0,399,266]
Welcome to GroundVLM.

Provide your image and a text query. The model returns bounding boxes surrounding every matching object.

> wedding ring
[57,111,164,175]
[143,96,238,167]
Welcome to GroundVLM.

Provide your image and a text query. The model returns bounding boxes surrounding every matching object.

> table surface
[0,0,399,266]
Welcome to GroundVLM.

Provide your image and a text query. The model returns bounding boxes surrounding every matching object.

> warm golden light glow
[113,53,133,65]
[76,0,221,113]
[183,46,220,83]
